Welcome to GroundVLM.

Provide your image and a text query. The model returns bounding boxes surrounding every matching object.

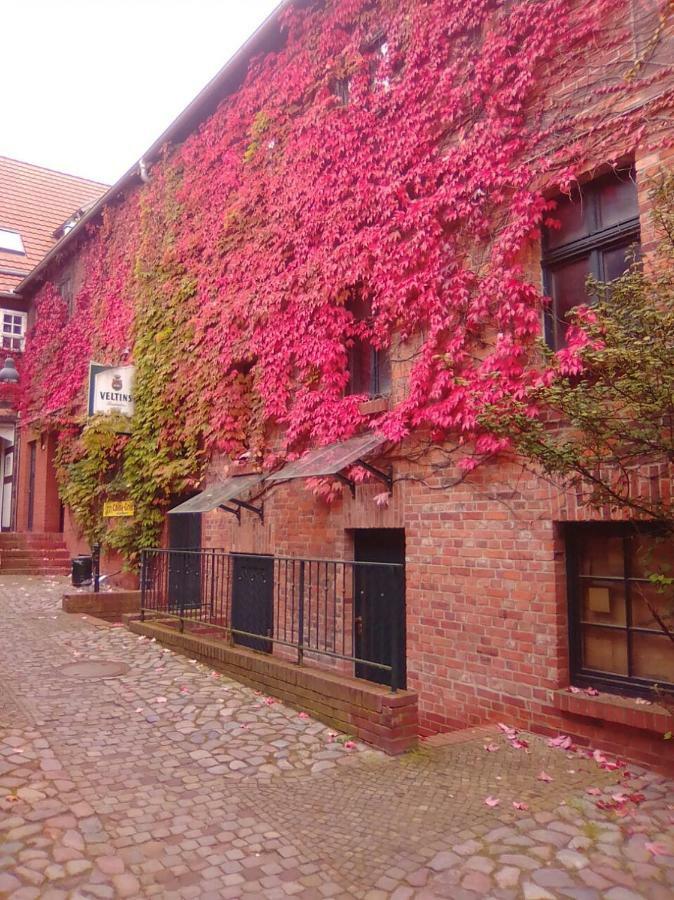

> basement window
[567,524,674,694]
[0,229,25,255]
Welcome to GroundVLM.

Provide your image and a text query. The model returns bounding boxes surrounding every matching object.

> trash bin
[71,555,93,587]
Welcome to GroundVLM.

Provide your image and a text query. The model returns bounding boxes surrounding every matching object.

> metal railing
[140,549,405,691]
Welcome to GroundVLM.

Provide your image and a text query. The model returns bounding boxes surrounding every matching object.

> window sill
[358,397,389,416]
[553,688,672,735]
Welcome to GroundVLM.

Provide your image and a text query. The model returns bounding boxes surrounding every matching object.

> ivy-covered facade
[12,0,674,767]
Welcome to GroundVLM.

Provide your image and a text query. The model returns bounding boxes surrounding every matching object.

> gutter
[16,0,296,298]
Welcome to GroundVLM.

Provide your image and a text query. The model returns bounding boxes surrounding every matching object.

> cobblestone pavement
[0,576,673,900]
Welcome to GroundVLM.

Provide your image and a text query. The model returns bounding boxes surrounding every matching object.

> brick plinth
[63,590,141,620]
[125,618,418,755]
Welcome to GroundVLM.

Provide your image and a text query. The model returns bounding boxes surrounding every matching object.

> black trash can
[71,555,93,587]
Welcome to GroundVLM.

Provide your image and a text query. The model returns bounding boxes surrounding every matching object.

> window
[57,274,75,316]
[0,310,27,352]
[542,169,640,348]
[0,229,25,255]
[567,524,674,693]
[333,77,351,106]
[346,296,391,398]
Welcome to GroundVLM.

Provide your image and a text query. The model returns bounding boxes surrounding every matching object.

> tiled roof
[0,156,108,294]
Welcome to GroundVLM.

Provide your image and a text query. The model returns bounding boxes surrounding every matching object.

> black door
[354,529,406,688]
[27,442,36,532]
[167,513,202,612]
[231,554,274,653]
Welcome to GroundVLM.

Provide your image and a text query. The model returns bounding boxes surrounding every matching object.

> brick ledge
[554,689,672,734]
[126,618,418,754]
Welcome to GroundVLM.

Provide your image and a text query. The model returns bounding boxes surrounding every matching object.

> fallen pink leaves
[485,796,500,807]
[484,743,500,752]
[645,842,671,856]
[537,771,553,783]
[512,801,529,810]
[548,734,573,750]
[497,723,529,752]
[595,791,646,813]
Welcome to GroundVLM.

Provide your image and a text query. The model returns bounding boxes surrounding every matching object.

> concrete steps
[0,532,71,575]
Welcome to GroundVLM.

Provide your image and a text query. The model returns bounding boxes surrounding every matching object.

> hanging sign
[88,363,135,418]
[103,500,135,518]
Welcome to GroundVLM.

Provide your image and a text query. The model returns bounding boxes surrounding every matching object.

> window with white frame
[0,310,27,352]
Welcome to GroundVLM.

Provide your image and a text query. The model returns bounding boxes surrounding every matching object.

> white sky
[1,0,283,185]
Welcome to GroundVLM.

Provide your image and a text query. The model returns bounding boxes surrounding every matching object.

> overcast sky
[1,0,282,185]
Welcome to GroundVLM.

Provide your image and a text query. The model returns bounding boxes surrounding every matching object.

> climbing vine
[18,0,673,560]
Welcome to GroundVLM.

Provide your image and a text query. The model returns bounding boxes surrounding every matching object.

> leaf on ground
[512,801,529,810]
[484,743,500,752]
[485,796,500,807]
[537,771,553,783]
[644,841,672,856]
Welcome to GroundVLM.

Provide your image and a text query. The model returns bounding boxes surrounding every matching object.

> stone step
[0,535,68,549]
[0,567,71,575]
[0,549,71,559]
[0,556,71,569]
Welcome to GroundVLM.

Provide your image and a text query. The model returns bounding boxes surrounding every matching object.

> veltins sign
[88,363,135,418]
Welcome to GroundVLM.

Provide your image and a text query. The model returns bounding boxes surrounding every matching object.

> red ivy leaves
[20,0,672,465]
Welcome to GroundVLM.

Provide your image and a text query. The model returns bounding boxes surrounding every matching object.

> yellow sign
[103,500,135,518]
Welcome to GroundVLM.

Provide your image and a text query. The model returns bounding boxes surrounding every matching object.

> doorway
[353,529,406,688]
[231,554,274,654]
[27,441,36,532]
[167,512,202,612]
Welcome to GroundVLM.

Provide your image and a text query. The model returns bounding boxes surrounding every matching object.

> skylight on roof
[0,229,25,254]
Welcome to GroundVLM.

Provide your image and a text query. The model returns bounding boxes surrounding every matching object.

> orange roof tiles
[0,156,108,293]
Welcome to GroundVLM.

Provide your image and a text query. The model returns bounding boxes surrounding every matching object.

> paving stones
[1,576,674,898]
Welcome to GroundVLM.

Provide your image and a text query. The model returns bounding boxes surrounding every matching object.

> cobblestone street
[0,576,673,899]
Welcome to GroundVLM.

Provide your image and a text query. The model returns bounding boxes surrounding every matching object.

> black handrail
[140,548,405,692]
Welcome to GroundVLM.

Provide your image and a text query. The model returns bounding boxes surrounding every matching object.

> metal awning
[168,474,265,521]
[265,433,391,495]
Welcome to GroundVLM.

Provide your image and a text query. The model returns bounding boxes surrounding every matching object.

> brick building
[0,157,106,534]
[11,1,674,766]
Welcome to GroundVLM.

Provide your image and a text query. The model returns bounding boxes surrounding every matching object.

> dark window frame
[345,295,392,399]
[566,522,674,697]
[57,273,75,317]
[542,169,640,349]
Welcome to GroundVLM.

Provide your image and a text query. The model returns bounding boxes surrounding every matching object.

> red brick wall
[198,447,673,772]
[14,6,674,770]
